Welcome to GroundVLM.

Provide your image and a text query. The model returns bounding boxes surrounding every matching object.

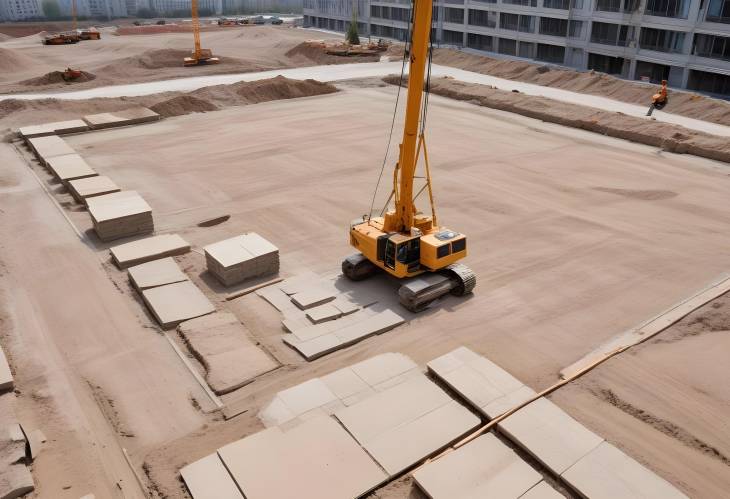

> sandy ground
[0,25,350,94]
[0,85,714,497]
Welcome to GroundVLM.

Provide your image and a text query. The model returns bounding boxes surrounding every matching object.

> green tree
[346,9,360,45]
[42,0,61,19]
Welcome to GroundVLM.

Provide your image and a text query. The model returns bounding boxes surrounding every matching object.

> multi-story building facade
[148,0,224,14]
[57,0,127,19]
[0,0,44,20]
[304,0,730,95]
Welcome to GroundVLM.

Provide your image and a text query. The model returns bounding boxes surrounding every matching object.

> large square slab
[180,453,243,499]
[128,257,188,291]
[335,375,480,475]
[217,415,387,499]
[110,233,190,269]
[27,135,76,165]
[413,433,542,499]
[46,153,97,182]
[205,233,279,286]
[562,441,688,499]
[499,397,603,475]
[178,312,278,395]
[20,119,88,138]
[141,281,215,329]
[87,190,152,223]
[67,175,120,203]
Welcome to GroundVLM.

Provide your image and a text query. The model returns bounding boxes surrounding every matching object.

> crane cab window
[385,237,420,271]
[437,244,451,258]
[452,238,466,253]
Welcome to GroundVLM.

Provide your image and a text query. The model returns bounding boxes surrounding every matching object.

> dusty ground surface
[0,85,718,497]
[386,75,730,163]
[433,48,730,127]
[0,25,350,94]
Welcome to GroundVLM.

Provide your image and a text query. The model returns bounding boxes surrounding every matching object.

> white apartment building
[304,0,730,96]
[0,0,44,20]
[149,0,223,14]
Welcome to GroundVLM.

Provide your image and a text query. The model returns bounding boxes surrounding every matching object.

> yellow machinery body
[348,0,468,281]
[184,0,220,66]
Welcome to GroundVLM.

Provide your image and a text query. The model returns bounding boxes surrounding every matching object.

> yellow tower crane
[184,0,220,66]
[343,0,476,312]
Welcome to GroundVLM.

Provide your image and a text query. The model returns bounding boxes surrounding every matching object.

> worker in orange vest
[647,79,668,116]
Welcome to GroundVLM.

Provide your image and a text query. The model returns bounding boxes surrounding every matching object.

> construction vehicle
[343,0,476,312]
[43,32,80,45]
[184,0,220,66]
[63,68,83,81]
[646,79,668,116]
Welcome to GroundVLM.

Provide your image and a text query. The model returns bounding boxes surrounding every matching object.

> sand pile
[433,49,730,126]
[384,75,730,164]
[19,71,96,86]
[0,48,35,75]
[0,34,12,42]
[150,95,219,117]
[100,49,194,73]
[285,42,379,65]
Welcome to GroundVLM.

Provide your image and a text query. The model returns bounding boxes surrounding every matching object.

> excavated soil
[0,48,35,74]
[149,95,219,117]
[284,41,380,65]
[19,70,97,86]
[384,75,730,164]
[433,48,730,127]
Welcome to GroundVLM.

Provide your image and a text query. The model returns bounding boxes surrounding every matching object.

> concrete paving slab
[321,366,371,400]
[499,397,603,475]
[428,347,535,418]
[519,482,564,499]
[87,190,153,241]
[19,119,89,138]
[413,433,542,499]
[178,312,277,395]
[27,135,75,164]
[256,286,296,313]
[67,175,120,203]
[0,464,34,499]
[562,441,688,499]
[205,233,279,286]
[277,378,337,416]
[305,303,342,324]
[141,281,215,329]
[46,153,97,183]
[278,271,319,295]
[335,375,480,475]
[26,429,46,461]
[217,415,387,499]
[0,345,13,393]
[110,233,190,269]
[332,297,359,316]
[84,107,160,129]
[180,452,244,499]
[128,257,188,291]
[291,286,336,310]
[351,352,419,387]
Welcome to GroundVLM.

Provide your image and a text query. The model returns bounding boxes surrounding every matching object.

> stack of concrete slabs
[45,153,97,184]
[127,257,188,291]
[427,346,537,419]
[284,308,405,361]
[562,441,689,499]
[86,190,153,241]
[334,374,481,475]
[521,482,566,499]
[83,107,161,130]
[110,233,190,269]
[180,453,243,499]
[178,312,278,395]
[19,120,89,139]
[27,135,76,166]
[141,281,215,329]
[67,175,120,203]
[204,233,279,286]
[217,414,388,499]
[413,433,544,499]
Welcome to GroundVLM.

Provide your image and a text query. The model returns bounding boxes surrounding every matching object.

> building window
[693,33,730,61]
[543,0,569,9]
[442,29,464,45]
[539,17,568,36]
[639,27,685,53]
[687,69,730,95]
[467,32,494,50]
[595,0,640,12]
[590,21,632,46]
[569,20,583,37]
[645,0,689,17]
[444,7,464,23]
[468,8,497,28]
[707,0,730,23]
[587,53,625,74]
[503,0,537,6]
[519,41,535,57]
[536,43,565,63]
[501,12,534,31]
[498,37,518,55]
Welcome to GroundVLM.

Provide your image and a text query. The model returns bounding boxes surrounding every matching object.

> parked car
[251,15,265,25]
[270,16,283,25]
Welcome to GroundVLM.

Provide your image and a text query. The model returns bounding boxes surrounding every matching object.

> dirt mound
[0,33,12,42]
[0,99,30,119]
[0,47,35,74]
[150,95,218,117]
[285,42,379,65]
[19,71,96,86]
[432,48,730,127]
[99,49,193,75]
[190,75,338,108]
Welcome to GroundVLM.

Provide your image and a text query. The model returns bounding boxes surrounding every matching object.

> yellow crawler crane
[184,0,220,66]
[343,0,476,312]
